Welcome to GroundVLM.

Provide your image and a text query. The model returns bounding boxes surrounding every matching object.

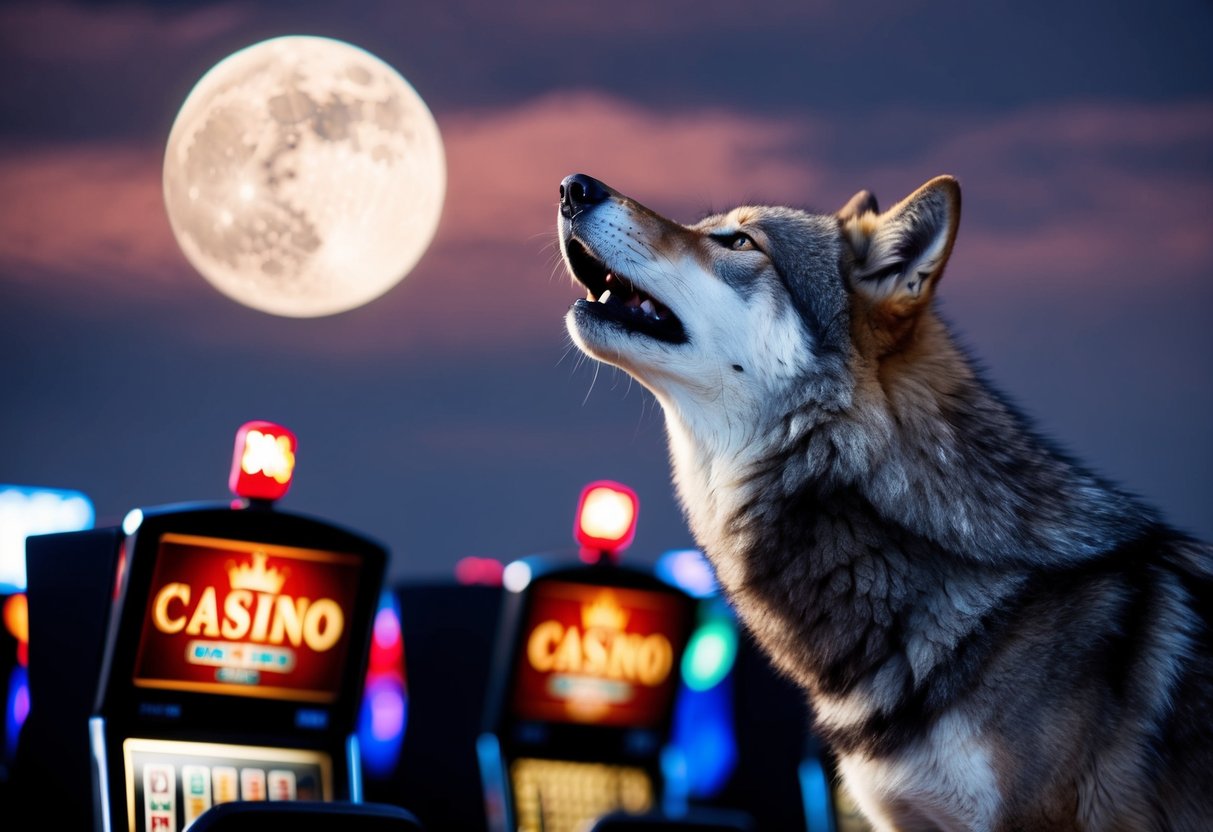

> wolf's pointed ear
[842,175,960,345]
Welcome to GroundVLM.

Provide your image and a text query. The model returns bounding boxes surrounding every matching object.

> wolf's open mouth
[565,239,687,344]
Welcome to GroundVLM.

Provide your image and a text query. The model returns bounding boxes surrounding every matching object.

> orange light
[3,593,28,644]
[229,420,297,502]
[574,480,639,557]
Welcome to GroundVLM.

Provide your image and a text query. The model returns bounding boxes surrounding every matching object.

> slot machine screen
[509,581,687,730]
[132,533,362,704]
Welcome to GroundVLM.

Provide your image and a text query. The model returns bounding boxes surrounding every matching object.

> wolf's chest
[835,712,1001,832]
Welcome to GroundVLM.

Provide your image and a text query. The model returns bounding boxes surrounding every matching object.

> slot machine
[477,481,698,832]
[17,421,387,832]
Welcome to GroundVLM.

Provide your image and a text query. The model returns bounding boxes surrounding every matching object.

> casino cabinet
[18,502,386,832]
[478,558,698,832]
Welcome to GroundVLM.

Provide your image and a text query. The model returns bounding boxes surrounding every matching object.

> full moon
[163,35,445,317]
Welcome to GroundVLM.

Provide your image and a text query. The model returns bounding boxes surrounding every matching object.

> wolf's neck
[843,317,1152,569]
[659,315,1154,700]
[666,317,1151,580]
[666,407,1032,708]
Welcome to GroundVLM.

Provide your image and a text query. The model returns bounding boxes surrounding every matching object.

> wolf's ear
[837,189,879,222]
[842,175,960,344]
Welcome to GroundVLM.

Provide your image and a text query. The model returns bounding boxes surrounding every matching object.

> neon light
[358,591,405,779]
[5,665,30,761]
[799,756,835,832]
[135,533,361,703]
[3,594,28,644]
[454,556,504,586]
[369,605,403,671]
[12,673,28,724]
[656,549,718,598]
[0,485,94,591]
[574,480,639,556]
[669,677,738,798]
[229,421,297,502]
[122,508,144,536]
[681,619,737,692]
[369,684,405,742]
[242,430,295,484]
[374,606,400,650]
[502,561,533,594]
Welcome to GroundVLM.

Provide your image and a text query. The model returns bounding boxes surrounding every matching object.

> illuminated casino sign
[511,581,687,727]
[133,534,361,703]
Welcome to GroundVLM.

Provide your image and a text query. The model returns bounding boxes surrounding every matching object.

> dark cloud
[4,0,1212,142]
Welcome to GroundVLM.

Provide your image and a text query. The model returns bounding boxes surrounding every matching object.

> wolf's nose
[560,173,609,218]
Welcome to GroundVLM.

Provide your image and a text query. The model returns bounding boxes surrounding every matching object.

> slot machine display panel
[93,505,385,832]
[482,564,695,832]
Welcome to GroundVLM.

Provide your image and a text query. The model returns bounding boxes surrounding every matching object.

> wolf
[556,172,1213,831]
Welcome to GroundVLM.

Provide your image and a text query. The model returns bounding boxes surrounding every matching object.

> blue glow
[5,664,29,762]
[122,508,143,536]
[799,756,835,832]
[655,549,718,598]
[295,708,329,730]
[0,485,95,591]
[137,702,182,720]
[668,676,738,798]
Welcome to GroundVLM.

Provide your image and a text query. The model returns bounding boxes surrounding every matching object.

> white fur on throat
[837,711,1001,832]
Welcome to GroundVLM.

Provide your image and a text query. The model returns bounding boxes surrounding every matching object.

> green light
[681,619,737,691]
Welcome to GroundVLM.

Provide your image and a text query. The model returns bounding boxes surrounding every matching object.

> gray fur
[558,173,1213,831]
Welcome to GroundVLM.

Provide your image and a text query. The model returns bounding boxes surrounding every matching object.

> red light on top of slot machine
[575,480,639,562]
[229,420,297,502]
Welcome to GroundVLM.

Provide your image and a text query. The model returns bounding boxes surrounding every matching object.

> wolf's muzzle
[560,173,610,219]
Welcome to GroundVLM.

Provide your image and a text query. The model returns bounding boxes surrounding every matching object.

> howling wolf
[557,172,1212,831]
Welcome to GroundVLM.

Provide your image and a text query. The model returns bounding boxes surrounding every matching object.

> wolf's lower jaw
[570,296,687,344]
[564,237,687,344]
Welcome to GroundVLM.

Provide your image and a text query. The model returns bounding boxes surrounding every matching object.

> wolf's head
[559,173,961,457]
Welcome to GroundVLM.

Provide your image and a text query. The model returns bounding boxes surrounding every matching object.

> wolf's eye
[719,232,757,251]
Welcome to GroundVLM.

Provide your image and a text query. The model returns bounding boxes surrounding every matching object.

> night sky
[1,0,1210,584]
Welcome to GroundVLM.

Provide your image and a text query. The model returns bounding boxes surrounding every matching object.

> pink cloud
[437,91,822,244]
[904,101,1213,294]
[0,143,187,287]
[0,92,1208,355]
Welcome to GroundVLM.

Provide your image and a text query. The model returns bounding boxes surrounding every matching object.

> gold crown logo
[581,592,630,632]
[227,552,287,594]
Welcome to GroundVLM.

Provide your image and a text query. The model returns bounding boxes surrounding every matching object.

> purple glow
[370,684,405,742]
[657,549,718,598]
[374,606,401,650]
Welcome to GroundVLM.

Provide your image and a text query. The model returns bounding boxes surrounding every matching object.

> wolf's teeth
[599,289,612,304]
[640,299,656,316]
